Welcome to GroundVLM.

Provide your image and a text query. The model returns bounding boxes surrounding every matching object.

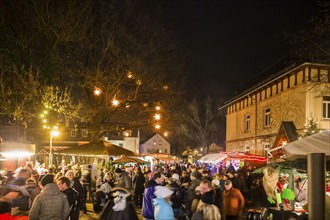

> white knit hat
[212,179,220,186]
[154,186,173,198]
[172,173,180,181]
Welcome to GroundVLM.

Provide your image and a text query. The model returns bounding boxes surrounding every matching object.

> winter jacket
[63,187,81,220]
[169,181,183,208]
[29,183,70,220]
[222,187,245,216]
[185,179,200,211]
[116,171,132,191]
[142,180,159,219]
[132,172,145,194]
[99,197,138,220]
[153,197,175,220]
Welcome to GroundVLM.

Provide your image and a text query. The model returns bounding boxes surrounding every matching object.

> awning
[198,153,227,163]
[54,141,138,157]
[283,130,330,160]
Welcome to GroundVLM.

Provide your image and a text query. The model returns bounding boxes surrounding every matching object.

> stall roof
[54,141,138,157]
[198,153,227,163]
[283,130,330,160]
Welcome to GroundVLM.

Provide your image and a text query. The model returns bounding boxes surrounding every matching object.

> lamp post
[49,129,59,167]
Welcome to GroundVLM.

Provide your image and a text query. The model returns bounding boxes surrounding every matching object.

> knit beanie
[201,190,214,205]
[115,168,123,173]
[40,174,55,186]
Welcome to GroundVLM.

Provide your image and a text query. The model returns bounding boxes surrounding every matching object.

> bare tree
[0,0,184,143]
[179,97,218,154]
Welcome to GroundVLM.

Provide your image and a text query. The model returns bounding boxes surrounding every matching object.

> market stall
[0,142,35,170]
[220,151,268,169]
[282,130,330,220]
[54,141,138,167]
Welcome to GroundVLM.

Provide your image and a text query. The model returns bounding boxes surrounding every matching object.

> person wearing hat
[185,171,201,218]
[142,171,165,220]
[99,186,138,220]
[222,179,245,220]
[29,174,70,220]
[153,186,174,220]
[212,179,222,211]
[191,188,221,220]
[169,173,185,220]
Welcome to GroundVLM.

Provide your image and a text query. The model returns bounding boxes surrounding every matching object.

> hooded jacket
[153,197,174,220]
[29,183,70,220]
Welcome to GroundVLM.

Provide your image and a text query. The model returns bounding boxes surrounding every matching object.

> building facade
[139,133,170,154]
[225,62,330,156]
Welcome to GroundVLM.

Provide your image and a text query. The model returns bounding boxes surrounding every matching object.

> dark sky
[160,0,319,100]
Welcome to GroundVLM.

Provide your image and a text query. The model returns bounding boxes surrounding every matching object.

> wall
[226,63,330,155]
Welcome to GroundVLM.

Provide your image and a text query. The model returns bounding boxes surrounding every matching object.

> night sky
[160,0,319,100]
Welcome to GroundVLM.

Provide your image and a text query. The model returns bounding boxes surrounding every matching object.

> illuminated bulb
[54,125,58,130]
[124,132,129,137]
[43,119,47,123]
[94,88,102,96]
[127,71,133,79]
[163,85,169,90]
[43,125,47,129]
[112,99,119,106]
[164,132,168,137]
[155,124,161,129]
[136,79,142,85]
[155,106,161,111]
[40,114,44,118]
[154,114,161,120]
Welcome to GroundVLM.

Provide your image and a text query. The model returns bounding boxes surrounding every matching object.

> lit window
[159,140,162,145]
[264,108,271,127]
[245,146,250,154]
[245,115,250,131]
[264,144,270,157]
[153,140,157,145]
[82,129,88,137]
[323,96,330,119]
[71,129,77,137]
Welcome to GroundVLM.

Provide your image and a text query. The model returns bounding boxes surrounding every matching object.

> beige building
[224,62,330,156]
[139,133,170,154]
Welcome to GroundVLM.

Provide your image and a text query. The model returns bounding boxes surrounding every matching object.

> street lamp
[49,129,59,167]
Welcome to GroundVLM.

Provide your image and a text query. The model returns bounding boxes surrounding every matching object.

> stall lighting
[1,152,34,158]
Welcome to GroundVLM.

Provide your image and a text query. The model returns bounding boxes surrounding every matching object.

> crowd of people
[0,160,328,220]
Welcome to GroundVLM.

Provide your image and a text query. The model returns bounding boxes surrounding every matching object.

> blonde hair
[263,167,279,205]
[196,202,221,220]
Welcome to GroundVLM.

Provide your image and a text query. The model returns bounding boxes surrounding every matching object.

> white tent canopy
[283,130,330,160]
[198,153,227,163]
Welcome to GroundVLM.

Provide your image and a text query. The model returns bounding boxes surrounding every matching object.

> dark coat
[63,187,80,220]
[169,181,183,208]
[132,172,145,194]
[99,195,138,220]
